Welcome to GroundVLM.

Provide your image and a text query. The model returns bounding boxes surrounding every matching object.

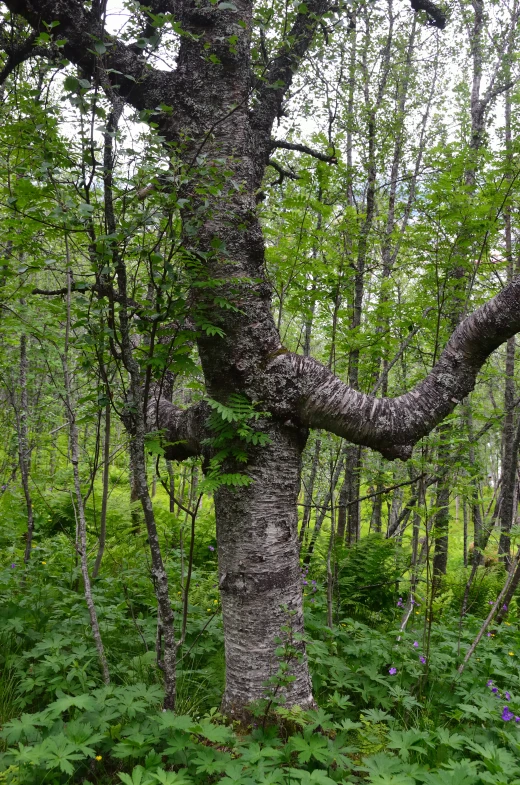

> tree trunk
[346,446,361,545]
[462,497,468,568]
[18,333,34,563]
[129,452,142,533]
[166,460,175,514]
[93,401,111,579]
[498,85,518,564]
[370,487,383,533]
[216,420,313,717]
[300,437,321,544]
[62,265,110,685]
[432,442,450,577]
[304,447,346,564]
[432,0,491,577]
[336,464,348,540]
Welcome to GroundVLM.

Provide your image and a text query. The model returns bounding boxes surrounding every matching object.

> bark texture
[216,420,313,716]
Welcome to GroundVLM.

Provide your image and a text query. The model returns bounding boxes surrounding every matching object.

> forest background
[3,0,520,782]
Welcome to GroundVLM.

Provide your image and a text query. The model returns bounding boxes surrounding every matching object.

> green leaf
[118,766,155,785]
[192,719,234,743]
[289,732,331,764]
[151,769,192,785]
[47,693,98,717]
[288,769,337,785]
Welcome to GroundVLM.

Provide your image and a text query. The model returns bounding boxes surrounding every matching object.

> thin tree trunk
[336,464,348,540]
[103,98,177,709]
[93,401,111,579]
[130,455,142,533]
[463,497,468,568]
[370,464,384,533]
[498,85,518,565]
[466,401,485,548]
[327,462,335,628]
[433,0,487,578]
[459,547,520,673]
[300,437,321,544]
[166,460,175,514]
[62,265,110,684]
[304,447,346,565]
[19,333,34,563]
[346,446,362,545]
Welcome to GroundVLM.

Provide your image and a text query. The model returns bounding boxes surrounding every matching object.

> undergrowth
[2,489,520,785]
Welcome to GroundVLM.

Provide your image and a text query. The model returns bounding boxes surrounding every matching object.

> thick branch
[270,139,337,163]
[2,0,175,113]
[0,30,57,85]
[268,158,299,185]
[32,281,142,310]
[147,398,208,461]
[410,0,447,29]
[267,275,520,460]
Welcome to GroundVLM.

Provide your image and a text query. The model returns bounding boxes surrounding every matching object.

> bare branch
[270,138,337,163]
[481,78,518,109]
[32,281,143,310]
[268,158,300,185]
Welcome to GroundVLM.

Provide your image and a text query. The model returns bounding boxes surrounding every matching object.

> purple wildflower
[10,563,16,568]
[420,656,426,664]
[397,599,403,608]
[311,580,316,585]
[1,485,6,491]
[505,692,511,701]
[516,717,520,723]
[489,601,494,605]
[492,687,499,694]
[413,641,419,648]
[502,706,515,722]
[302,580,308,585]
[503,604,508,612]
[487,632,492,637]
[389,667,397,675]
[487,680,494,687]
[208,545,215,551]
